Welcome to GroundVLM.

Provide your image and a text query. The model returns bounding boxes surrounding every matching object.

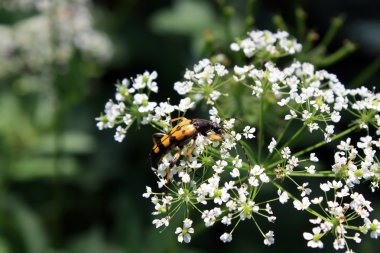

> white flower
[310,153,319,162]
[175,218,194,243]
[221,214,232,226]
[209,90,221,102]
[325,125,334,134]
[297,183,312,197]
[230,42,240,51]
[142,186,152,198]
[114,126,126,142]
[320,182,331,192]
[220,232,233,243]
[331,111,341,122]
[310,217,322,224]
[264,231,275,246]
[133,93,147,105]
[333,238,345,250]
[293,197,311,210]
[243,126,256,139]
[278,190,289,204]
[353,233,361,243]
[311,197,323,204]
[306,165,316,174]
[152,217,170,228]
[180,173,191,183]
[365,219,380,239]
[123,114,133,126]
[174,81,193,95]
[213,160,227,174]
[303,227,324,248]
[230,168,240,178]
[268,138,277,153]
[133,71,158,92]
[177,97,195,112]
[281,147,291,159]
[337,138,351,151]
[308,122,319,132]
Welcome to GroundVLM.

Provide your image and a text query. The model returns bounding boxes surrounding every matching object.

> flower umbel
[97,29,380,252]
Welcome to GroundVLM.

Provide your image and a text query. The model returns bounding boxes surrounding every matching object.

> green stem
[245,0,256,31]
[271,180,327,221]
[239,139,257,165]
[267,170,336,177]
[277,124,306,154]
[295,7,306,40]
[293,125,357,157]
[302,30,318,53]
[264,118,294,163]
[272,15,287,31]
[218,1,233,45]
[267,125,358,169]
[320,16,344,48]
[317,40,356,67]
[258,94,264,162]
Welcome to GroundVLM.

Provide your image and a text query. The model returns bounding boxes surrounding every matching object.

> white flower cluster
[143,111,278,245]
[174,58,228,105]
[234,61,349,140]
[333,137,380,191]
[96,71,199,141]
[302,180,378,250]
[0,0,112,78]
[96,71,159,142]
[230,30,302,58]
[98,29,380,252]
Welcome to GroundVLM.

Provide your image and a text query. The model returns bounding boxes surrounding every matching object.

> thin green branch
[271,180,327,221]
[320,16,344,48]
[278,124,306,153]
[267,125,358,169]
[293,125,357,157]
[258,94,264,162]
[317,40,356,67]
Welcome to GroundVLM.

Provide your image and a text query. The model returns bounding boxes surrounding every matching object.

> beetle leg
[170,117,187,122]
[152,133,165,145]
[185,138,197,159]
[207,133,222,141]
[166,147,183,183]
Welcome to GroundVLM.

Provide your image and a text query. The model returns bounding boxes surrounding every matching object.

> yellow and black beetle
[149,117,223,182]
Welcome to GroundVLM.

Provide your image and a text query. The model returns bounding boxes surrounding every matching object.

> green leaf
[10,156,77,180]
[150,0,216,35]
[0,237,10,253]
[11,198,48,253]
[37,132,95,155]
[67,228,122,253]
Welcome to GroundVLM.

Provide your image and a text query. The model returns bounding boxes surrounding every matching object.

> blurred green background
[0,0,379,252]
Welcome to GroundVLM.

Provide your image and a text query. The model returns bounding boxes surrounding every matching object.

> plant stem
[293,125,357,157]
[267,125,358,169]
[317,40,356,67]
[245,0,256,32]
[295,7,306,40]
[264,118,294,164]
[278,124,306,154]
[271,180,327,221]
[272,14,287,31]
[258,94,264,162]
[320,16,344,48]
[267,170,336,177]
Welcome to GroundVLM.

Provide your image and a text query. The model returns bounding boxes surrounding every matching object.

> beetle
[149,117,223,182]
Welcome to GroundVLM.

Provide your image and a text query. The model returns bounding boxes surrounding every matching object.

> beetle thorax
[193,119,221,135]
